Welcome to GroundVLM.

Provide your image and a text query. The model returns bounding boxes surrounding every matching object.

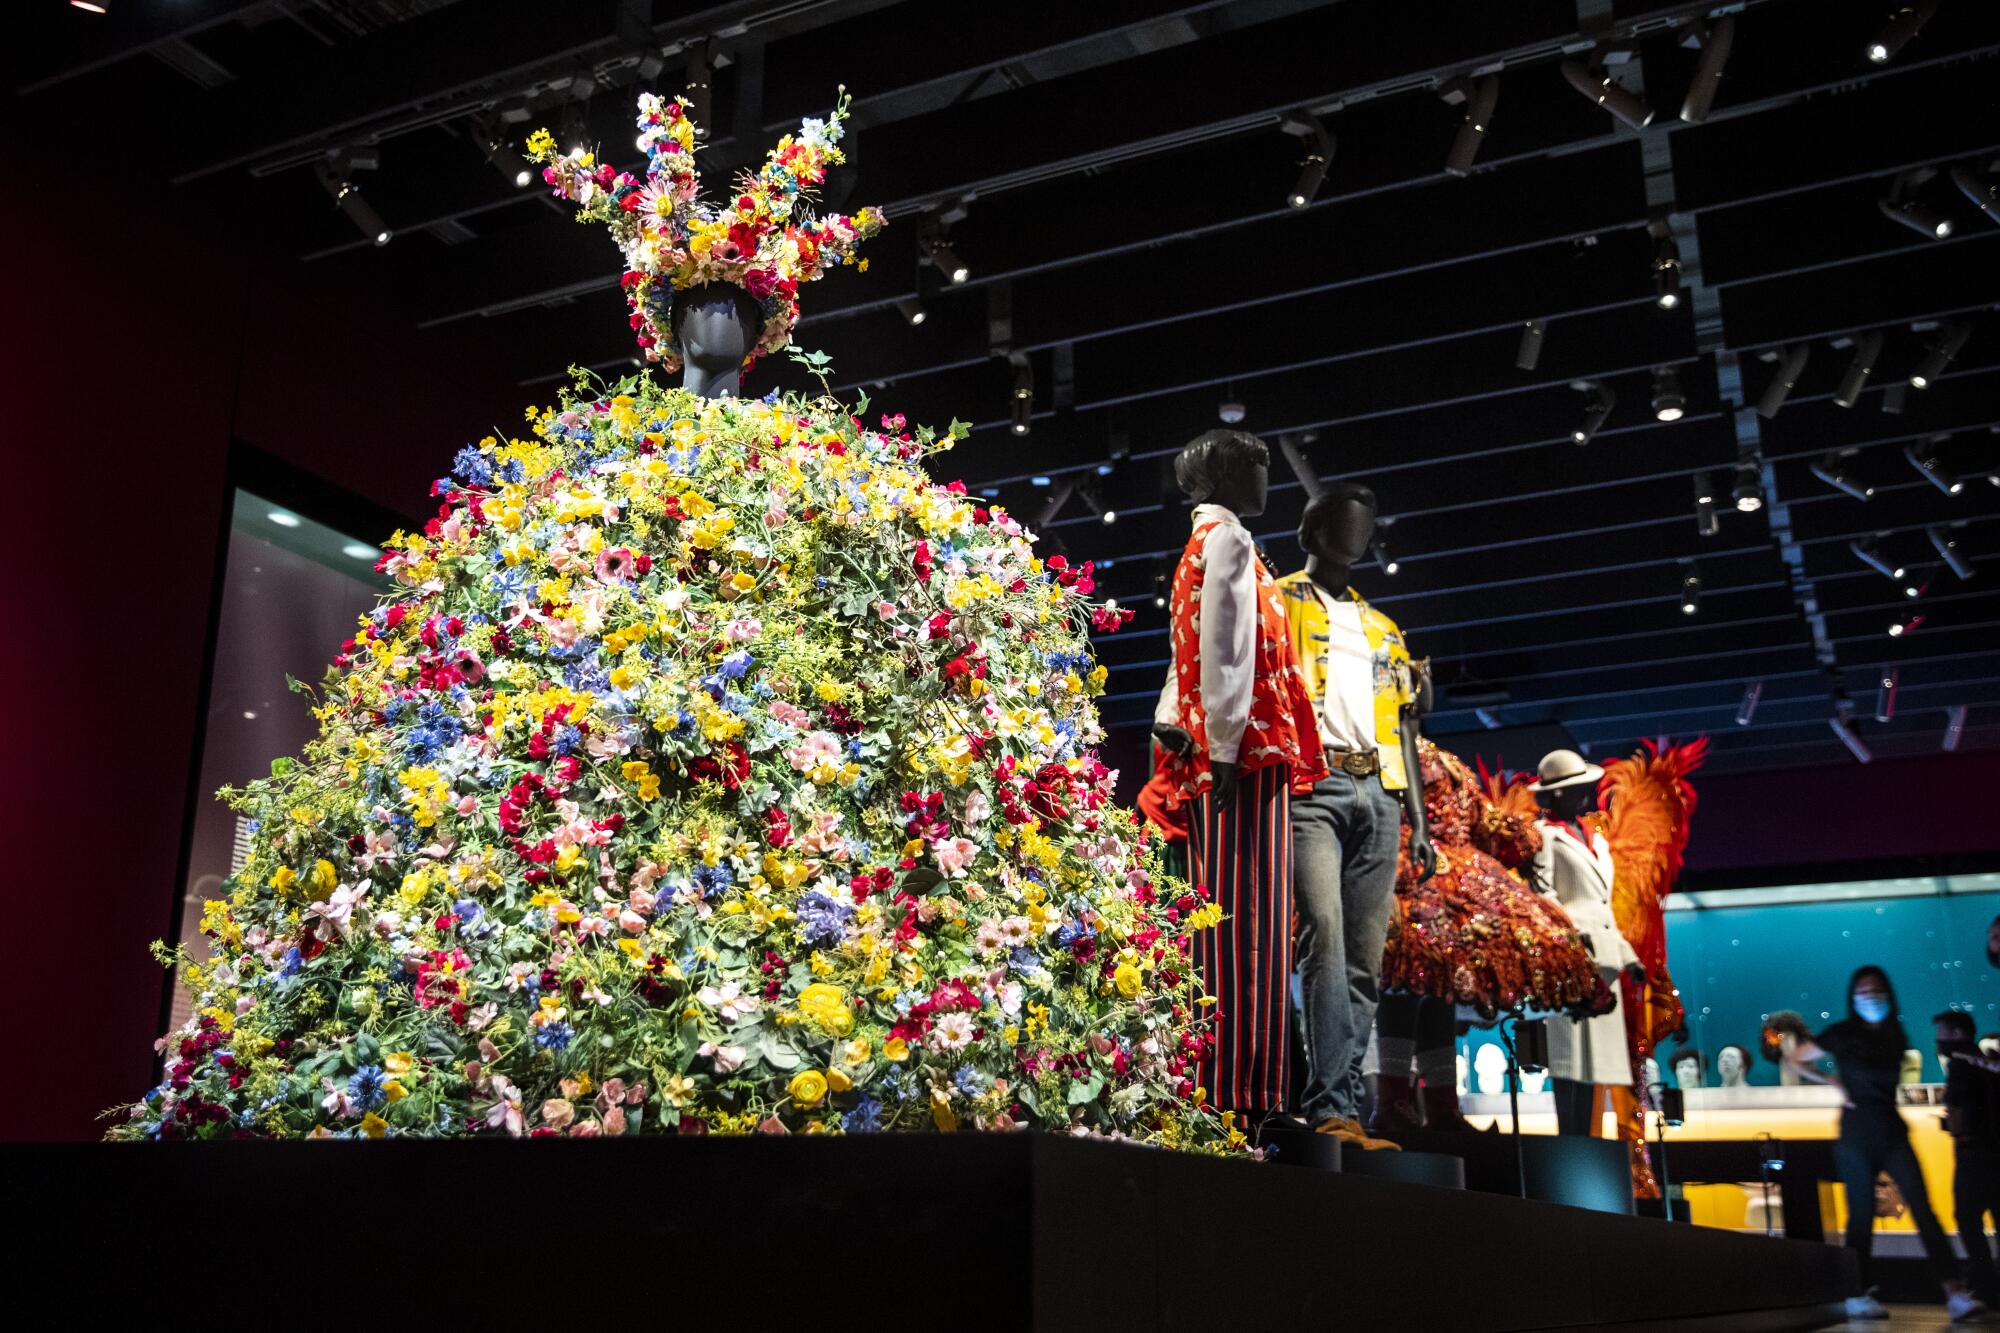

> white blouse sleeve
[1197,523,1257,764]
[1154,654,1181,728]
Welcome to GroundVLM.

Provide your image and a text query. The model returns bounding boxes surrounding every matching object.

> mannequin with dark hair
[1159,429,1327,1121]
[671,282,766,400]
[1786,966,1985,1319]
[1672,1046,1704,1089]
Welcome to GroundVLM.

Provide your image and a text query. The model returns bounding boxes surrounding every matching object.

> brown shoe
[1314,1115,1403,1151]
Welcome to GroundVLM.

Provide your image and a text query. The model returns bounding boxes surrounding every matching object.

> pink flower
[596,546,637,582]
[933,836,978,877]
[541,1098,575,1129]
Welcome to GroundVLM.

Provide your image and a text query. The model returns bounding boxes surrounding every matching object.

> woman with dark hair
[1785,966,1988,1322]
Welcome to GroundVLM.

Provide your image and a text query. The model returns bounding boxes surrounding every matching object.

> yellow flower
[382,1081,408,1104]
[883,1037,910,1063]
[609,664,639,691]
[383,1051,414,1076]
[825,1067,853,1093]
[269,866,297,893]
[788,1070,829,1108]
[524,127,555,157]
[841,1037,872,1066]
[360,1112,388,1139]
[1114,962,1144,997]
[309,859,338,893]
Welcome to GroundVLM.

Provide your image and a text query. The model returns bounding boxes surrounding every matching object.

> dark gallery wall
[0,101,523,1140]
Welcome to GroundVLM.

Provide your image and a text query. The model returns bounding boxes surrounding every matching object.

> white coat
[1533,822,1640,1086]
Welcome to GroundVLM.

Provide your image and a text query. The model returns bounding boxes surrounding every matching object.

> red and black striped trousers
[1188,762,1294,1114]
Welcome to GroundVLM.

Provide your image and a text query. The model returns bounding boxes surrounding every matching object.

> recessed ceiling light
[342,542,376,560]
[267,511,302,528]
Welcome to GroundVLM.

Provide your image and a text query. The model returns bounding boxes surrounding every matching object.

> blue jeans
[1291,769,1403,1123]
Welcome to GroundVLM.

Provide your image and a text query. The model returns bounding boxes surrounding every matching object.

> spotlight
[1101,508,1118,526]
[1679,16,1736,125]
[1879,195,1954,240]
[70,1,109,11]
[1572,379,1615,444]
[315,159,393,247]
[1811,452,1874,501]
[1442,75,1500,178]
[1372,537,1399,575]
[1515,318,1547,371]
[1732,461,1763,513]
[1834,331,1885,408]
[1279,111,1334,208]
[1887,612,1924,638]
[1904,439,1963,495]
[1830,714,1872,764]
[1755,344,1810,419]
[342,542,376,560]
[1928,525,1974,579]
[1876,666,1899,723]
[1943,704,1968,752]
[1218,398,1247,425]
[922,230,969,284]
[1679,567,1702,616]
[1736,681,1762,726]
[479,125,534,188]
[1694,472,1721,536]
[1868,1,1940,64]
[1652,237,1683,309]
[1850,537,1907,582]
[1153,574,1169,610]
[1910,321,1971,388]
[1652,367,1687,422]
[896,296,927,326]
[1009,357,1033,436]
[1561,58,1655,131]
[267,510,302,528]
[1950,166,2000,226]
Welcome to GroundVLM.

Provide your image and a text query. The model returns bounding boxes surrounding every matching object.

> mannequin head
[1673,1048,1703,1088]
[1530,748,1602,822]
[1297,482,1377,591]
[1641,1056,1661,1092]
[1472,1042,1509,1095]
[1716,1044,1750,1086]
[1175,430,1270,517]
[672,282,765,399]
[1535,780,1597,823]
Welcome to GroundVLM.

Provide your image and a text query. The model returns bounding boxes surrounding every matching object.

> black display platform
[10,1135,1853,1330]
[1395,1126,1639,1215]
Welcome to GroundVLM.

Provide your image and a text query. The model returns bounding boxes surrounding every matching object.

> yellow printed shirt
[1274,571,1418,791]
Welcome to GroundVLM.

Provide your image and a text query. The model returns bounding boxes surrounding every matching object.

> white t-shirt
[1313,586,1376,756]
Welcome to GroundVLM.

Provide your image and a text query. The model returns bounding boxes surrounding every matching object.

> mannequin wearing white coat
[1528,750,1644,1135]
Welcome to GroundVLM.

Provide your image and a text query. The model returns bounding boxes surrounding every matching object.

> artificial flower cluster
[527,89,884,374]
[114,373,1234,1151]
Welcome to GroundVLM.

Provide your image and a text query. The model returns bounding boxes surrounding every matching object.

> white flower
[699,1041,749,1073]
[999,915,1032,947]
[698,981,760,1024]
[930,1012,976,1052]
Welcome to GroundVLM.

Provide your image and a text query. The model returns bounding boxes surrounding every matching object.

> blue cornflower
[452,444,494,486]
[535,1022,575,1052]
[489,565,528,602]
[842,1097,883,1134]
[454,899,482,925]
[551,724,583,756]
[796,891,854,949]
[691,863,733,898]
[279,947,303,978]
[719,650,753,680]
[349,1065,388,1110]
[1007,946,1043,975]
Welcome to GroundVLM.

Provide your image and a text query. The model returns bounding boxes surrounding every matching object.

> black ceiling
[18,0,2000,775]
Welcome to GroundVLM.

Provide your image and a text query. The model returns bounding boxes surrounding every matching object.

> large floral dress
[1379,740,1607,1023]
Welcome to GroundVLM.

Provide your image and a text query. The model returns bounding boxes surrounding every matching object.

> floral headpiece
[526,88,883,374]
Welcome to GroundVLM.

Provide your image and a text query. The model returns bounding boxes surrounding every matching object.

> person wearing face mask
[1934,1009,1999,1307]
[1784,967,1988,1323]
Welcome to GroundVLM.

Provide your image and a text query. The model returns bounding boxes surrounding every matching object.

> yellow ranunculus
[383,1051,414,1076]
[1114,962,1145,997]
[788,1070,829,1108]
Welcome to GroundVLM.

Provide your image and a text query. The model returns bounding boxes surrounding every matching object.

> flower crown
[527,88,884,374]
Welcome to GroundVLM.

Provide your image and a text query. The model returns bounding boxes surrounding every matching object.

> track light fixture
[1372,537,1399,576]
[1652,235,1683,309]
[477,121,534,188]
[1572,380,1615,444]
[1811,452,1874,501]
[922,230,969,285]
[1950,166,2000,226]
[1868,1,1940,64]
[1905,438,1963,495]
[1834,331,1885,408]
[896,296,927,326]
[1679,17,1735,125]
[1515,318,1546,371]
[1678,564,1701,616]
[1928,525,1974,579]
[1829,711,1873,764]
[1732,460,1763,513]
[1153,573,1169,610]
[1850,537,1907,583]
[314,153,393,247]
[1887,611,1923,639]
[1561,55,1655,131]
[1943,704,1968,751]
[684,44,714,135]
[1032,477,1074,528]
[1651,367,1687,422]
[1755,344,1810,419]
[1875,667,1899,723]
[1879,194,1954,241]
[1279,111,1334,208]
[1909,321,1970,388]
[1442,75,1500,178]
[1009,355,1033,437]
[1735,681,1762,726]
[1694,472,1721,536]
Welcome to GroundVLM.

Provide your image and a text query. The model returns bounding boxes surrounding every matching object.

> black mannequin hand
[1209,760,1239,804]
[1408,832,1438,883]
[1151,724,1193,759]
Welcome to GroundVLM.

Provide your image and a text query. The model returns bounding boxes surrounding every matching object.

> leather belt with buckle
[1326,747,1380,777]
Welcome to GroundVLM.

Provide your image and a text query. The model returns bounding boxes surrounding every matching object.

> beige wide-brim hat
[1528,748,1605,792]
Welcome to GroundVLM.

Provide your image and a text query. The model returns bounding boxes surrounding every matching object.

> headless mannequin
[1156,453,1270,803]
[1299,496,1435,878]
[674,283,763,400]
